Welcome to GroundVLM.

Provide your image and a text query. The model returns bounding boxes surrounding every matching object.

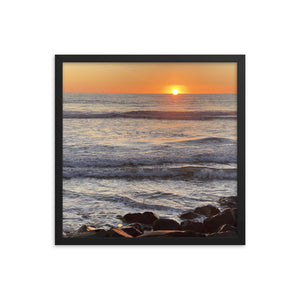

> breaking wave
[63,165,237,180]
[63,110,237,120]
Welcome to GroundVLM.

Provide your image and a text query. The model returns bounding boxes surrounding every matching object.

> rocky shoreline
[64,196,238,239]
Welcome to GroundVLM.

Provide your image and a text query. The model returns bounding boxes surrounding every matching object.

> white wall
[1,1,299,299]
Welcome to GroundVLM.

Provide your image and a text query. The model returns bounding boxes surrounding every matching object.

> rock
[181,220,204,233]
[123,213,142,223]
[106,228,133,238]
[138,230,200,238]
[94,229,109,237]
[204,208,237,233]
[143,225,153,231]
[123,211,159,224]
[194,205,220,216]
[142,211,159,224]
[63,231,73,238]
[121,226,143,237]
[152,218,181,230]
[218,224,237,232]
[72,227,107,238]
[126,223,144,233]
[218,196,237,208]
[179,211,199,219]
[208,231,238,238]
[71,225,96,237]
[74,225,96,233]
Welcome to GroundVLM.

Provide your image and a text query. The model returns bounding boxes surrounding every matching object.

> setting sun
[63,63,237,94]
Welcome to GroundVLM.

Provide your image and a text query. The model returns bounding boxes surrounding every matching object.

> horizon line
[63,92,237,95]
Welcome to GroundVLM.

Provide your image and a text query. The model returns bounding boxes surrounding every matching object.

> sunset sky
[63,62,237,94]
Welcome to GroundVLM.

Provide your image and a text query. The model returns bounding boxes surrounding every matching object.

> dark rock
[194,205,220,216]
[71,225,96,237]
[121,226,143,237]
[123,211,159,224]
[63,231,73,237]
[106,228,133,238]
[143,225,153,231]
[127,223,144,233]
[204,208,237,233]
[72,227,107,238]
[138,230,200,238]
[142,211,159,224]
[179,211,199,219]
[123,213,142,223]
[74,225,96,233]
[181,220,204,233]
[152,218,181,230]
[208,231,238,238]
[218,196,237,208]
[218,224,237,232]
[94,229,109,237]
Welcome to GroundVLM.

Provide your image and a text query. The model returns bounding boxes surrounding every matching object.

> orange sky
[63,62,237,94]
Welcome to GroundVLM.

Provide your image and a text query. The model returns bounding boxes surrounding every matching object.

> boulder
[152,218,181,230]
[73,225,96,233]
[71,225,96,237]
[218,224,237,232]
[123,211,159,224]
[106,228,133,238]
[204,208,237,233]
[181,220,204,233]
[93,229,109,237]
[218,196,237,208]
[72,227,107,238]
[123,213,142,223]
[143,225,153,231]
[121,226,143,237]
[126,222,144,233]
[179,211,199,219]
[62,232,69,238]
[138,230,199,238]
[142,211,159,224]
[194,205,220,216]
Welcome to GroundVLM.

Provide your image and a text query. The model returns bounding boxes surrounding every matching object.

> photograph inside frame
[58,57,244,244]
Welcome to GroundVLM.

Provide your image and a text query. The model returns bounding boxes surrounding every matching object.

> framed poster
[55,55,245,245]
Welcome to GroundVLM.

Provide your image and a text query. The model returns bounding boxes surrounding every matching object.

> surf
[63,110,237,120]
[63,165,237,180]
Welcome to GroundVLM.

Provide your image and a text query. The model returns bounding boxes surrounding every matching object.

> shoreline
[64,196,238,239]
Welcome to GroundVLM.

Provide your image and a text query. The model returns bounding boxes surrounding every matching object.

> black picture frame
[55,55,245,245]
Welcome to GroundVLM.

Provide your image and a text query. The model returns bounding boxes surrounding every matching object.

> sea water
[63,93,237,233]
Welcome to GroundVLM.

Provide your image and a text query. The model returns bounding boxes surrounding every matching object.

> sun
[172,89,179,95]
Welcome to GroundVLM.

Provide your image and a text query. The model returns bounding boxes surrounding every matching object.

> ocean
[63,93,237,234]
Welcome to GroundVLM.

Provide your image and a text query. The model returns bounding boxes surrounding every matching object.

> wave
[63,165,237,180]
[63,151,237,168]
[63,110,237,121]
[63,189,183,212]
[166,137,236,145]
